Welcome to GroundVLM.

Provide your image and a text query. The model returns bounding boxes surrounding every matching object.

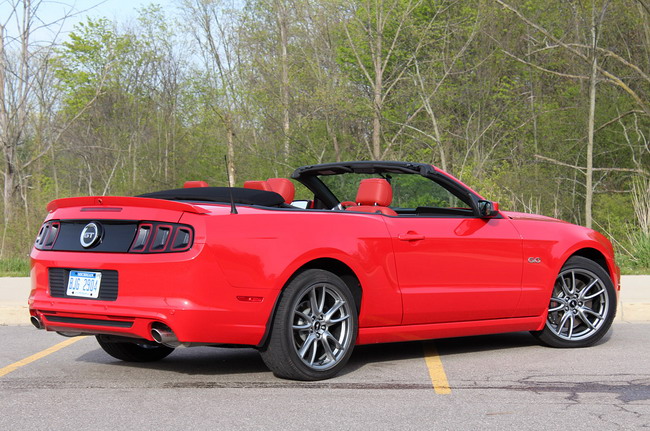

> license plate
[66,271,102,298]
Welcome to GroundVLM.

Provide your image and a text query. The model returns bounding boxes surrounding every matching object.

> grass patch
[0,258,30,277]
[618,232,650,275]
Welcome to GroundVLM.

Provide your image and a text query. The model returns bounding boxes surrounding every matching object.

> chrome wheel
[291,283,353,371]
[260,269,358,380]
[546,268,609,341]
[533,256,616,348]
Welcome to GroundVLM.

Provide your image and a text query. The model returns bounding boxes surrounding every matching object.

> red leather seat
[346,178,397,216]
[243,180,271,191]
[267,178,295,204]
[183,181,209,188]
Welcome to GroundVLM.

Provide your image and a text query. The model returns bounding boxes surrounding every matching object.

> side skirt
[356,315,546,345]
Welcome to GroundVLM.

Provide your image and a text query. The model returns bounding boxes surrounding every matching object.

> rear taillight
[34,221,60,250]
[35,220,193,253]
[129,222,193,253]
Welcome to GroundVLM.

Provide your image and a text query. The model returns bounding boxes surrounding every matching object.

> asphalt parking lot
[1,324,649,430]
[1,276,649,430]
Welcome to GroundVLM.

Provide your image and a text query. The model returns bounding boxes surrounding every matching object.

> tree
[0,0,76,256]
[494,0,650,228]
[337,0,452,159]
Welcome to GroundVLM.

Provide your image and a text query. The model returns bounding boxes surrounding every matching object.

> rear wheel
[96,335,174,362]
[260,269,358,380]
[532,256,617,348]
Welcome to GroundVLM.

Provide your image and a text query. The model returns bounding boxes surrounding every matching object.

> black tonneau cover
[138,187,285,207]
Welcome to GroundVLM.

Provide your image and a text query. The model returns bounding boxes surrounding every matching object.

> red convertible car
[29,161,619,380]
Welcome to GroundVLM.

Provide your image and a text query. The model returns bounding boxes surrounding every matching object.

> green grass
[620,267,650,275]
[0,258,30,277]
[617,232,650,275]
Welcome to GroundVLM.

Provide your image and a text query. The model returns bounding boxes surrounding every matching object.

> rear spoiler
[46,196,210,214]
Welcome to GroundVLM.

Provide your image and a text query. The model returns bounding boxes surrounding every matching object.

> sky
[1,0,178,44]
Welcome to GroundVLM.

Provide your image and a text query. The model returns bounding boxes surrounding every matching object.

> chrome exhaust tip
[30,316,43,330]
[151,325,181,348]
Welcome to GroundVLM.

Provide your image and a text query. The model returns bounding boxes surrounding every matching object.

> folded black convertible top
[138,187,285,207]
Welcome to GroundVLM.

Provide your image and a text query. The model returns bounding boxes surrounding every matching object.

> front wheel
[260,269,358,380]
[532,256,617,348]
[96,335,175,362]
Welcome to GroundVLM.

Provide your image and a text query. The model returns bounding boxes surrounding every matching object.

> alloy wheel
[546,268,610,341]
[291,283,353,371]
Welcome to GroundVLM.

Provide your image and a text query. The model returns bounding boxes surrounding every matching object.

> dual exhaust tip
[32,315,180,348]
[151,325,181,348]
[31,316,43,330]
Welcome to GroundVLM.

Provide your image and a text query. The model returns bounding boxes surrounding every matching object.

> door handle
[398,233,425,241]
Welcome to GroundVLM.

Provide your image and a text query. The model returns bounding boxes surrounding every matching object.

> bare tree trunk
[585,3,598,229]
[226,116,235,187]
[0,24,9,230]
[276,0,290,159]
[372,28,383,160]
[326,116,341,163]
[48,145,58,199]
[638,1,650,70]
[429,110,447,171]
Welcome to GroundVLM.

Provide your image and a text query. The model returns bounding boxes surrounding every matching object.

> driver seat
[346,178,397,216]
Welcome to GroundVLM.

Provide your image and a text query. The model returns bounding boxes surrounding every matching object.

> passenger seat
[345,178,397,216]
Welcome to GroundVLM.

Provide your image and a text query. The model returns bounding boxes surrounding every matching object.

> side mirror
[478,200,499,218]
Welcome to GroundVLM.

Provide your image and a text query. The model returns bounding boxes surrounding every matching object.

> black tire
[96,335,175,362]
[532,256,617,348]
[260,269,359,380]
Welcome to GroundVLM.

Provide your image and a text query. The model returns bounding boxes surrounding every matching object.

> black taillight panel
[34,220,193,253]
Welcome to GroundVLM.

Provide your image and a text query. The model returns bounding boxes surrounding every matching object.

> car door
[386,175,524,325]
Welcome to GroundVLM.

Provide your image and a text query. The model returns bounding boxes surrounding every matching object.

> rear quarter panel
[181,207,402,327]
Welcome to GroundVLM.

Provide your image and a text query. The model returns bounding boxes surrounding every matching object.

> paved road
[1,324,648,430]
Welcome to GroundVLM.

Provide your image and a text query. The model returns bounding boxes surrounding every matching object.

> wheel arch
[570,247,607,270]
[566,247,617,284]
[294,258,363,313]
[256,257,363,348]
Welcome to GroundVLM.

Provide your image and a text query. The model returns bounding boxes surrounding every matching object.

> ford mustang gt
[29,161,619,380]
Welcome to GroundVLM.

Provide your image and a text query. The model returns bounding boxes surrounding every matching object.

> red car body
[28,161,620,379]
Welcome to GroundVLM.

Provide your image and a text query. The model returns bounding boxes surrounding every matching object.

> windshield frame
[292,161,484,215]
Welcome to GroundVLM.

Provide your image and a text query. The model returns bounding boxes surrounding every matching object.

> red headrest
[243,180,271,191]
[355,178,393,206]
[184,180,209,188]
[267,178,295,204]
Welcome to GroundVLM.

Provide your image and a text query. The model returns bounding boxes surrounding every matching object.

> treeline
[0,0,649,270]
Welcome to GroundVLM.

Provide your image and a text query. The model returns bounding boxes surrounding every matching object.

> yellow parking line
[0,336,86,378]
[423,342,451,394]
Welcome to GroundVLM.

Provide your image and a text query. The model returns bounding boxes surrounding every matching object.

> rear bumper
[29,244,278,346]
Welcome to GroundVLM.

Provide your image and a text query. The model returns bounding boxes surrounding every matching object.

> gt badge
[528,257,542,264]
[80,222,102,248]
